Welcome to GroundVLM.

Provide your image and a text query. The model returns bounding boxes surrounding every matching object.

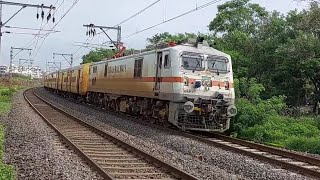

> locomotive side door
[60,73,63,90]
[154,52,162,96]
[77,70,81,94]
[69,71,72,92]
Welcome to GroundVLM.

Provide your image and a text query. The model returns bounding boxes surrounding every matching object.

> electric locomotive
[44,39,237,132]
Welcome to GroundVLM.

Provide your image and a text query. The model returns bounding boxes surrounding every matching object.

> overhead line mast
[72,0,161,61]
[0,1,55,63]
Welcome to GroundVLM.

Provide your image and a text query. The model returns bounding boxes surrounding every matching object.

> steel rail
[181,133,320,179]
[211,133,320,167]
[24,88,198,180]
[24,89,115,180]
[40,88,320,179]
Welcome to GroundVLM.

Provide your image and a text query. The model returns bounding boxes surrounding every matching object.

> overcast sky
[0,0,309,70]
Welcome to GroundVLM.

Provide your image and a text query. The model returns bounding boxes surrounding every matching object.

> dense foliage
[81,48,116,64]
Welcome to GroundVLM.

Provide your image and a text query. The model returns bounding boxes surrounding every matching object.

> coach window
[134,58,143,78]
[104,63,108,77]
[164,54,170,68]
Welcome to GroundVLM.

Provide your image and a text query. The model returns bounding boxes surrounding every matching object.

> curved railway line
[32,88,320,179]
[24,88,198,180]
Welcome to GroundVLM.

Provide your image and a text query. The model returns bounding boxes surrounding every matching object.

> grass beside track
[0,77,38,180]
[0,88,16,180]
[0,124,15,180]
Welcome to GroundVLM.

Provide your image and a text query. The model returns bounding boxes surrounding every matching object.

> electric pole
[53,53,73,68]
[47,61,61,72]
[0,0,3,60]
[10,47,32,75]
[83,24,121,50]
[19,58,33,72]
[0,1,56,63]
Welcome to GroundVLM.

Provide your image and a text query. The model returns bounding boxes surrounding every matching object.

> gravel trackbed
[1,90,102,180]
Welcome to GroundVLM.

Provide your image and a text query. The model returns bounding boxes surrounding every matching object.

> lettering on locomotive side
[108,65,127,74]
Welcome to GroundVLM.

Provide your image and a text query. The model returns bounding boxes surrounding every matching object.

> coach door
[68,71,72,92]
[77,70,81,94]
[60,73,64,90]
[154,52,162,96]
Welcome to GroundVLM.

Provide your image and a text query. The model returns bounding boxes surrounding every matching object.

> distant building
[0,65,7,75]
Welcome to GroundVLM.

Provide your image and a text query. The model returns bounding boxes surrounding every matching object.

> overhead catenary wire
[29,0,64,54]
[3,25,60,32]
[22,0,61,50]
[31,0,80,61]
[72,0,162,62]
[123,0,223,39]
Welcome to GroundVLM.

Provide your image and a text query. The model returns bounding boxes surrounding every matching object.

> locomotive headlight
[184,77,189,86]
[225,81,230,90]
[183,101,194,113]
[227,105,237,117]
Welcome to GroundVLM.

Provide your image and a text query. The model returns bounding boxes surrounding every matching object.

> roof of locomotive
[45,44,231,75]
[91,44,231,66]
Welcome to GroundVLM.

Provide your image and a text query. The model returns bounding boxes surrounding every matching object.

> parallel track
[39,88,320,179]
[184,133,320,179]
[24,89,198,180]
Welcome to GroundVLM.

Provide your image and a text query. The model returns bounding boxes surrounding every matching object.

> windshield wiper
[192,59,201,72]
[211,61,216,69]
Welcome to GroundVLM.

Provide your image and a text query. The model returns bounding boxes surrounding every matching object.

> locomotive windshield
[182,55,204,71]
[207,55,228,72]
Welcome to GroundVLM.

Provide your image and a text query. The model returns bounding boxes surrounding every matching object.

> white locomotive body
[86,42,237,132]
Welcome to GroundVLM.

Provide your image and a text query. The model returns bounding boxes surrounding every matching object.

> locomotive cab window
[207,55,229,73]
[164,54,170,68]
[134,58,143,78]
[181,54,204,71]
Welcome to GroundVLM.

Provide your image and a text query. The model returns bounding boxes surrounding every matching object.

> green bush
[238,115,320,154]
[285,136,320,154]
[230,95,286,133]
[0,125,15,180]
[0,88,16,97]
[314,116,320,130]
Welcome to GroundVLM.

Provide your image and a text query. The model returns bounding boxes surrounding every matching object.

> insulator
[47,14,51,22]
[36,8,39,19]
[93,29,96,35]
[86,31,88,36]
[88,30,91,36]
[41,10,45,19]
[91,29,94,36]
[52,17,55,23]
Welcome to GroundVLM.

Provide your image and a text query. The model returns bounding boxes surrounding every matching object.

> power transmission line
[22,0,61,50]
[31,0,80,60]
[72,0,161,61]
[3,25,60,32]
[123,0,223,39]
[28,0,63,55]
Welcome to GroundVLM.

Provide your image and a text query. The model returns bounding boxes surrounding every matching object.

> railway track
[184,132,320,179]
[24,89,198,180]
[39,88,320,179]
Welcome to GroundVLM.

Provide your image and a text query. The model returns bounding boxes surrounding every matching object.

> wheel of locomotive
[110,100,116,111]
[116,99,121,112]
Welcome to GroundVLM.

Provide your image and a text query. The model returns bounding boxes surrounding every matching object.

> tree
[81,48,115,64]
[209,0,268,35]
[146,32,198,48]
[276,33,320,112]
